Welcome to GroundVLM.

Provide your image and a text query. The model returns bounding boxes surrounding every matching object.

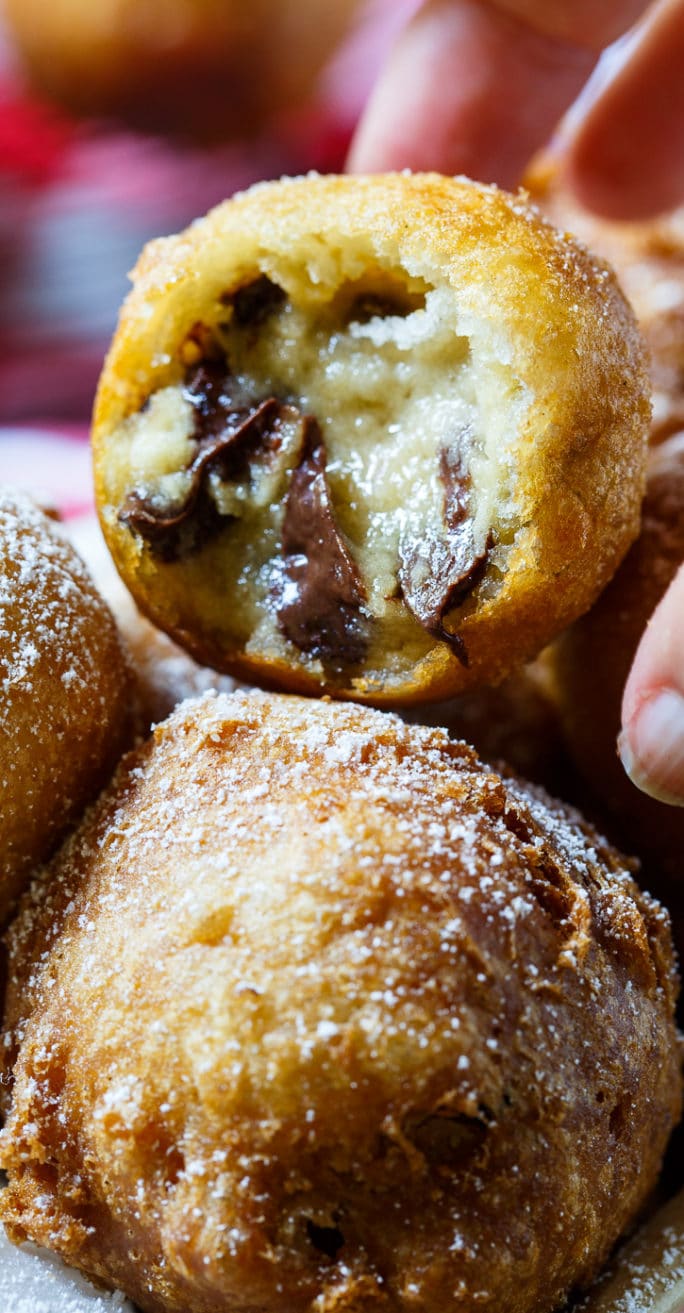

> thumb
[619,562,684,805]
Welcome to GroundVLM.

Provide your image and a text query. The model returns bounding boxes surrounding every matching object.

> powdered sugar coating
[0,487,133,924]
[0,691,680,1313]
[0,1217,134,1313]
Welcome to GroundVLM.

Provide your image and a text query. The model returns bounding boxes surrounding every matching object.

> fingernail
[619,688,684,806]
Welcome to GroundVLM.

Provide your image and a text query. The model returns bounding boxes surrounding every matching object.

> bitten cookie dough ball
[92,173,650,705]
[0,488,134,925]
[549,434,684,927]
[1,692,680,1313]
[2,0,358,140]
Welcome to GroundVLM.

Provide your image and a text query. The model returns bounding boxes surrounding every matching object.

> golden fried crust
[2,0,358,139]
[0,488,134,926]
[1,692,680,1313]
[92,172,650,705]
[549,434,684,930]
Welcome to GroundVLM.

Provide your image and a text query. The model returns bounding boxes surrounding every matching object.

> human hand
[348,0,684,220]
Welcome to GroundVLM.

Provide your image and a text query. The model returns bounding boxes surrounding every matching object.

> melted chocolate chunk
[397,435,492,666]
[182,362,267,444]
[229,275,287,328]
[277,418,369,670]
[119,363,289,562]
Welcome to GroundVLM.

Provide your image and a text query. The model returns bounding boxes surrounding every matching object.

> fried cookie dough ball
[0,488,134,926]
[92,173,651,706]
[1,692,680,1313]
[549,434,684,921]
[2,0,358,140]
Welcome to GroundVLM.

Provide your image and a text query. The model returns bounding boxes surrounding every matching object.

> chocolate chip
[228,275,287,328]
[276,418,369,670]
[397,436,492,666]
[182,361,260,439]
[118,484,222,563]
[119,363,289,562]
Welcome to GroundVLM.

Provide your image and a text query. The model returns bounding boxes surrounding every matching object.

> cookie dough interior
[109,267,528,685]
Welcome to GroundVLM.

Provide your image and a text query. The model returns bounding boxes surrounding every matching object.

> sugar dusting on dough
[0,1215,134,1311]
[575,1203,684,1312]
[0,691,679,1313]
[0,489,108,702]
[0,488,132,917]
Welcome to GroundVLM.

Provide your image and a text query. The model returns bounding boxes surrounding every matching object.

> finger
[347,0,647,183]
[488,1,647,48]
[566,0,684,219]
[619,562,684,805]
[347,0,592,181]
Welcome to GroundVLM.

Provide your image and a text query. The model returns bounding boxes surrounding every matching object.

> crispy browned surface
[2,0,358,139]
[0,692,680,1313]
[92,172,650,704]
[549,434,684,935]
[0,488,134,927]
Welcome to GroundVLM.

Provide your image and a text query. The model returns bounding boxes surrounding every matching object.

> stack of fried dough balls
[0,488,133,926]
[529,160,684,946]
[1,693,681,1313]
[0,174,682,1313]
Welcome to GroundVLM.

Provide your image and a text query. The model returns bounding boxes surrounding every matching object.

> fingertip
[566,0,684,220]
[620,565,684,803]
[619,690,684,806]
[564,158,655,223]
[565,125,684,221]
